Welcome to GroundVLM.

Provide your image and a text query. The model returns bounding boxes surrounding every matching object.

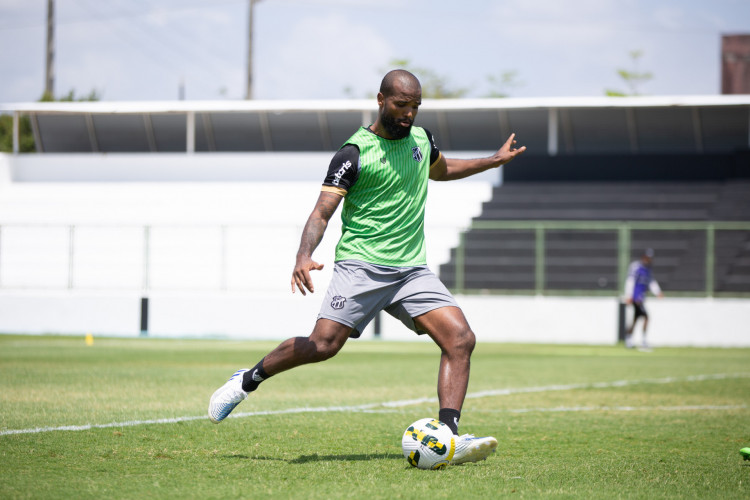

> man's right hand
[290,191,342,296]
[291,256,324,296]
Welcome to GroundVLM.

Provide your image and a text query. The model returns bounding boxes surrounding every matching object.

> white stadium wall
[373,295,750,347]
[1,152,749,347]
[2,291,749,347]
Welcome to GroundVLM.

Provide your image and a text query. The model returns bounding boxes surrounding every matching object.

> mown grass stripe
[476,404,748,414]
[2,372,747,437]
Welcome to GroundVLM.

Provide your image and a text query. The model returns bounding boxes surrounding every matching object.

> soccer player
[209,69,526,465]
[623,248,664,350]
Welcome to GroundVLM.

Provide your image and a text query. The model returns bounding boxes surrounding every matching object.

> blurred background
[2,0,750,101]
[0,0,749,346]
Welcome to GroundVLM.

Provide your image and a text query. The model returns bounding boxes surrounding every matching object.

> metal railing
[1,221,749,298]
[451,220,750,297]
[0,223,305,293]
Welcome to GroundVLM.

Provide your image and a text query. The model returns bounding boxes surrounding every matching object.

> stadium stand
[1,97,749,344]
[440,151,750,294]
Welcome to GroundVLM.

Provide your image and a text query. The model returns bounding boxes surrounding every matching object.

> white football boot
[450,434,498,465]
[208,369,249,423]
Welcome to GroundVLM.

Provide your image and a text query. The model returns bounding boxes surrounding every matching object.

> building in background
[722,34,750,94]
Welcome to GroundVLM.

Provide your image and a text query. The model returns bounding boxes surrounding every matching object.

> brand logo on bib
[332,160,352,186]
[412,146,422,162]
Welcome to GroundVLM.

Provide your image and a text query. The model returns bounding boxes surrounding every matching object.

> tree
[41,89,101,102]
[343,60,525,99]
[381,59,471,98]
[0,89,100,153]
[484,70,523,98]
[0,114,35,153]
[605,50,653,97]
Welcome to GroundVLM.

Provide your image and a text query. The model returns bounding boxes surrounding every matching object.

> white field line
[475,404,748,414]
[2,373,748,437]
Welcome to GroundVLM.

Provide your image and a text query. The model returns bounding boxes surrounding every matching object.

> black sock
[241,359,270,393]
[439,408,461,435]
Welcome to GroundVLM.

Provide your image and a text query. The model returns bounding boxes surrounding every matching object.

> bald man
[209,69,526,465]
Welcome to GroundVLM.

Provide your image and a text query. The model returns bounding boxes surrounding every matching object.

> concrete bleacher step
[714,230,750,291]
[441,179,750,292]
[477,208,712,220]
[483,182,721,222]
[445,256,537,267]
[711,181,750,220]
[486,192,719,204]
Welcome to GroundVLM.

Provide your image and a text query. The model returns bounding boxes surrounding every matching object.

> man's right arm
[291,191,343,295]
[623,261,637,303]
[623,276,635,304]
[291,145,358,295]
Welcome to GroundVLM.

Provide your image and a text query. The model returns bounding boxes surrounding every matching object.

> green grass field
[1,334,749,499]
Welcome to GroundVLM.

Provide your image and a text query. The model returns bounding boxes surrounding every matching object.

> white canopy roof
[2,95,749,155]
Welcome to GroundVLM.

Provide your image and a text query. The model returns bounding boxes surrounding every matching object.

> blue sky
[0,0,749,102]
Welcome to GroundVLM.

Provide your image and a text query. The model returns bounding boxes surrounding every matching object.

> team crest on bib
[331,295,346,310]
[412,146,423,162]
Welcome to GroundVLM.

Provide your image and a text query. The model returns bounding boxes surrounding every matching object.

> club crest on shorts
[331,295,346,310]
[412,146,422,162]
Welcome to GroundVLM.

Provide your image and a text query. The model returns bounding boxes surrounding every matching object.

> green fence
[450,220,750,298]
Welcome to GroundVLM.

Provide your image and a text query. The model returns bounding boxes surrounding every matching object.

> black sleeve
[322,144,360,192]
[423,128,441,165]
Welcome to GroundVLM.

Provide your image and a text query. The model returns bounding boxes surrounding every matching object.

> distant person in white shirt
[624,248,664,349]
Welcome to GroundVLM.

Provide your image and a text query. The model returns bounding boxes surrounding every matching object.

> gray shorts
[317,260,460,338]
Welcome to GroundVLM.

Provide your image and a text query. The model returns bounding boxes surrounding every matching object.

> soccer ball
[401,418,455,470]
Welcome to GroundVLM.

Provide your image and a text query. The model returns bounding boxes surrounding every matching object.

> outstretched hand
[291,256,324,296]
[492,133,526,166]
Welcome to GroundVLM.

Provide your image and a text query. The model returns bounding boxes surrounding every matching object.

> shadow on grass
[224,452,403,464]
[289,452,403,464]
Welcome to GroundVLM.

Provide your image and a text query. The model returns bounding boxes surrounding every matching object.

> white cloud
[255,11,392,99]
[0,0,748,102]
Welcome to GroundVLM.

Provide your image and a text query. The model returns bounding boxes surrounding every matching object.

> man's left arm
[649,279,664,298]
[430,133,526,181]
